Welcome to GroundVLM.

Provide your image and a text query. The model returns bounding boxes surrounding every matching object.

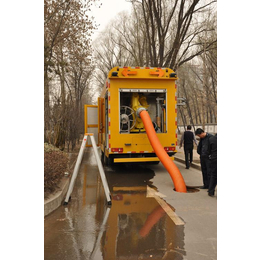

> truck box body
[98,66,178,164]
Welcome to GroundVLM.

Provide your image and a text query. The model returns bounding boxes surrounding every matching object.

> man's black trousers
[208,159,217,195]
[200,156,210,188]
[184,144,193,168]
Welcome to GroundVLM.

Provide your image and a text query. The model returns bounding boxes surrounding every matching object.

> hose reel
[120,106,136,133]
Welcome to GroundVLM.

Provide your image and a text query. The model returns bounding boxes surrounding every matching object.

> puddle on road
[45,150,186,260]
[99,163,186,259]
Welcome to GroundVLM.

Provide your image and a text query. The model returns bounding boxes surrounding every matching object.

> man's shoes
[199,186,209,189]
[208,192,214,197]
[185,167,189,169]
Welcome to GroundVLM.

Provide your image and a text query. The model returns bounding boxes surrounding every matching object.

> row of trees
[177,8,217,129]
[44,0,217,150]
[44,0,100,150]
[93,0,217,129]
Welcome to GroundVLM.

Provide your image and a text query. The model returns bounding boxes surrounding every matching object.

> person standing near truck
[208,134,217,197]
[195,128,213,189]
[179,125,198,169]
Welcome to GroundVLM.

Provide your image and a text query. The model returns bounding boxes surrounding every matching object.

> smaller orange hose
[140,110,187,193]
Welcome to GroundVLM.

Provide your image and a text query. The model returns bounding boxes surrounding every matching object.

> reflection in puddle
[90,207,111,260]
[44,151,185,260]
[99,163,186,260]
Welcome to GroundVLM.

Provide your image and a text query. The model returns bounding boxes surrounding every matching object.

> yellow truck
[93,66,179,165]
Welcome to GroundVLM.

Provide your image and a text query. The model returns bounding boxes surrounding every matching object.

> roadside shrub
[44,143,69,193]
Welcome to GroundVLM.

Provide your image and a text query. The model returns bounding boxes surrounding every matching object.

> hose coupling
[136,107,147,118]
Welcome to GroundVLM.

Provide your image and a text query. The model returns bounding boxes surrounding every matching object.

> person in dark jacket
[208,134,217,197]
[179,125,198,169]
[195,128,213,189]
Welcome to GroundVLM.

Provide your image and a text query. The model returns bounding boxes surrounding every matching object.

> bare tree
[93,0,217,128]
[44,0,99,149]
[126,0,217,69]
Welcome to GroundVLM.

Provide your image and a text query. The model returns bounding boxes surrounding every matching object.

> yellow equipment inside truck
[97,66,178,165]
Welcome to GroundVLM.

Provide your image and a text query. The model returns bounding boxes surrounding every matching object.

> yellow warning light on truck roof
[109,66,178,79]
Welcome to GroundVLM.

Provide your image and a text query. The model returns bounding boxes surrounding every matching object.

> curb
[44,176,70,217]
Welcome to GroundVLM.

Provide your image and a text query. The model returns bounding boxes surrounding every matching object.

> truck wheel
[104,154,113,166]
[101,150,105,163]
[104,154,108,165]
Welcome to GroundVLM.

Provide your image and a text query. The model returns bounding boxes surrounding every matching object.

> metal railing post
[90,134,111,205]
[64,135,88,204]
[64,133,112,205]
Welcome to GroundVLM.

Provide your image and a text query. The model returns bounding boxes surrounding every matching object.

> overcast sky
[90,0,132,40]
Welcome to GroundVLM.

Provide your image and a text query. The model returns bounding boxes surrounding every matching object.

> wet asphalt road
[44,149,186,260]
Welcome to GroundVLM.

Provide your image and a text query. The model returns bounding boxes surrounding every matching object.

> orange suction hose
[139,110,187,193]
